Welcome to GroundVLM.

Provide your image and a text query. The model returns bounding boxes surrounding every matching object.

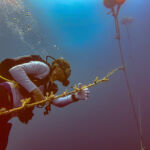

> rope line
[0,75,18,87]
[111,7,145,150]
[0,66,123,116]
[123,20,145,150]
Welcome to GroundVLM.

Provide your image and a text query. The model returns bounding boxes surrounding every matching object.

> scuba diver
[0,55,90,150]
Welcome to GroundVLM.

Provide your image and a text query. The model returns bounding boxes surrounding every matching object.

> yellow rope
[0,75,18,87]
[0,66,123,116]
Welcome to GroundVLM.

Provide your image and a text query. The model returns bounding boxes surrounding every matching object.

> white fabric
[52,95,73,107]
[7,61,49,107]
[9,61,50,93]
[6,61,74,108]
[6,61,90,108]
[7,81,74,108]
[7,82,48,108]
[8,82,23,107]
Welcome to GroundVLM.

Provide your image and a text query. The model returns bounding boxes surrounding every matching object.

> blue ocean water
[0,0,150,150]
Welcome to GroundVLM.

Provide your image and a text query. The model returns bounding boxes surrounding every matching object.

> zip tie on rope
[0,66,123,116]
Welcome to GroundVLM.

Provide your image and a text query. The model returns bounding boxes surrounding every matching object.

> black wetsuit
[0,83,13,150]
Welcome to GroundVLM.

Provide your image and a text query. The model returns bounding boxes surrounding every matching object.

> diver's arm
[9,65,37,93]
[52,95,74,107]
[9,61,49,92]
[9,61,49,102]
[30,88,45,102]
[52,87,90,107]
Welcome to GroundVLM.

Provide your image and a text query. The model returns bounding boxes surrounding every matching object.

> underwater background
[0,0,150,149]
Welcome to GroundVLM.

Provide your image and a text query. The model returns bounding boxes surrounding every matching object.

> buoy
[103,0,116,9]
[115,0,126,5]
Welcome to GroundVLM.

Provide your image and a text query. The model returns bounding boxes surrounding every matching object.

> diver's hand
[74,83,90,101]
[31,88,45,102]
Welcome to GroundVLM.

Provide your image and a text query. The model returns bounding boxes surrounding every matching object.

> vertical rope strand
[114,15,145,150]
[124,22,145,150]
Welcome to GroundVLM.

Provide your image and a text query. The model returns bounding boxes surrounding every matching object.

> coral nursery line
[0,66,123,116]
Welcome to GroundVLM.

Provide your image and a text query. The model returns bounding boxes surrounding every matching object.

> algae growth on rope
[0,66,123,116]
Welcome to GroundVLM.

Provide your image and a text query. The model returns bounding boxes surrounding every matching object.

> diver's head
[50,58,71,86]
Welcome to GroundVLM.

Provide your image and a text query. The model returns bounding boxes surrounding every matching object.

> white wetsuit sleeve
[9,61,50,93]
[52,95,74,107]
